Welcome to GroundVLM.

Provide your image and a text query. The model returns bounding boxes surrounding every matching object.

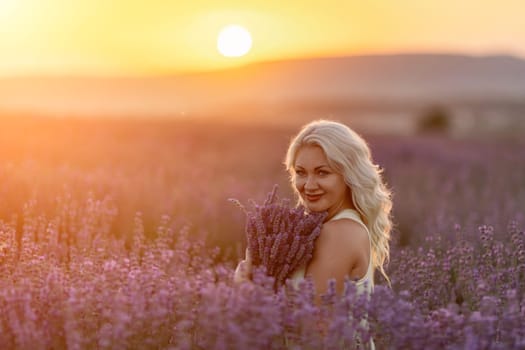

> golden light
[217,25,252,57]
[0,0,19,22]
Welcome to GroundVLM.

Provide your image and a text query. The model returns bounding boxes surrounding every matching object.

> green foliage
[418,106,451,134]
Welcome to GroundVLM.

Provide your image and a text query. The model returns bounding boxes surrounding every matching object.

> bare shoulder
[316,218,370,252]
[307,217,371,283]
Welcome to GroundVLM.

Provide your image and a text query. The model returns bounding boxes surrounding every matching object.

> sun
[217,25,252,58]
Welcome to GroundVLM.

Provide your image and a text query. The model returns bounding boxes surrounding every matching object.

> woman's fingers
[233,260,250,283]
[233,248,253,284]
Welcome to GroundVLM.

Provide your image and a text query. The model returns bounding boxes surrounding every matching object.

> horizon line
[1,49,524,80]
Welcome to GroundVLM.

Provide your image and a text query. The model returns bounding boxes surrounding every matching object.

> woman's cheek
[294,177,305,191]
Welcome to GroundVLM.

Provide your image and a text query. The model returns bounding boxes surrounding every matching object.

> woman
[234,120,392,346]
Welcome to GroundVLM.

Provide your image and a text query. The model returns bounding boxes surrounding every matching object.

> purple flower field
[0,116,524,349]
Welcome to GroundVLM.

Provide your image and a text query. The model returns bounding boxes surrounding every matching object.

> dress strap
[329,209,368,232]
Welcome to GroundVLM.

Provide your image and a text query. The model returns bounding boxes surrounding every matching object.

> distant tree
[418,105,451,134]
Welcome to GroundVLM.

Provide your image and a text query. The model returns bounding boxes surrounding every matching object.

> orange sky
[1,0,524,76]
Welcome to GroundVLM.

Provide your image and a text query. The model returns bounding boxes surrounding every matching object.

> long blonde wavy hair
[285,120,393,284]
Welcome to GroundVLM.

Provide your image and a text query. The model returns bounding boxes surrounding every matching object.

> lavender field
[0,116,524,349]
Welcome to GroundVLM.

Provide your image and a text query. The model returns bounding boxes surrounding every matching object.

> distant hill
[1,53,525,117]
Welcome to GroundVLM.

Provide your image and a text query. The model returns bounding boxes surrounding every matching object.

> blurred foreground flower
[230,185,327,288]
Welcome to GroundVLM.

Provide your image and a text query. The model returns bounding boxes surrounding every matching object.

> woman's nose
[304,175,318,190]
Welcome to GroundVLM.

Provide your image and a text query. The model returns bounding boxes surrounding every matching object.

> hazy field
[0,115,524,348]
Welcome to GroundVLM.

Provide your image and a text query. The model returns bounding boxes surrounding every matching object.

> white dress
[289,208,376,349]
[233,208,376,349]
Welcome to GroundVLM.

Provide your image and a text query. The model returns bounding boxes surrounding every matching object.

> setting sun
[217,25,252,58]
[1,1,525,76]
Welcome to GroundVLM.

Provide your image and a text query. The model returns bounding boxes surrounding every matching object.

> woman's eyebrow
[294,164,330,170]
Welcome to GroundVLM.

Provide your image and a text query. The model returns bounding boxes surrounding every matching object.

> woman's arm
[305,219,370,304]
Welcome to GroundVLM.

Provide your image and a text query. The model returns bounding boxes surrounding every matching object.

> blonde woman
[286,119,392,296]
[234,120,393,347]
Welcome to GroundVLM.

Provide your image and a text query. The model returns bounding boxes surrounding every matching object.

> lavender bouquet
[230,185,327,288]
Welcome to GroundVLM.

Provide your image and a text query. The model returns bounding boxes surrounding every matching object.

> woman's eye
[295,170,306,176]
[318,170,329,176]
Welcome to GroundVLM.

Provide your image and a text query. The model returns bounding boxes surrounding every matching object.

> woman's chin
[304,202,327,213]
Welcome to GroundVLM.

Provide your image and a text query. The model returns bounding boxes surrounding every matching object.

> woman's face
[292,145,353,219]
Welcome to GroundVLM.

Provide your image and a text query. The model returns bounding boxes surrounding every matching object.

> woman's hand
[233,248,252,284]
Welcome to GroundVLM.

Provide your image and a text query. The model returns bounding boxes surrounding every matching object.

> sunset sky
[1,0,524,77]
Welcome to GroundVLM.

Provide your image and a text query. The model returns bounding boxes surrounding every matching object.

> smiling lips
[305,193,323,202]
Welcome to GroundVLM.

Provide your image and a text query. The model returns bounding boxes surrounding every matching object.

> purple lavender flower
[230,185,327,288]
